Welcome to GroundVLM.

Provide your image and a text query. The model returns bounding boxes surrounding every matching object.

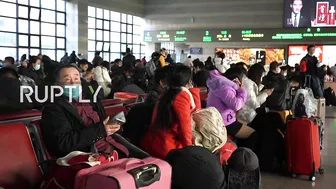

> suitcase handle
[127,164,161,187]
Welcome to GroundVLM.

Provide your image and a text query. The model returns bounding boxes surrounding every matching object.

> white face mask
[283,73,287,77]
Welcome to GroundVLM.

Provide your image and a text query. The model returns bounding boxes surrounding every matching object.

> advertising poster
[284,0,336,28]
[215,48,285,65]
[287,45,323,66]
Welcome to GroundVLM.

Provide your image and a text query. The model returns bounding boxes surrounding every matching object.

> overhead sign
[190,48,203,54]
[143,28,336,43]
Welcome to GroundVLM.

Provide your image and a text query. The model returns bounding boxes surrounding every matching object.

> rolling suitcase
[285,117,324,181]
[74,157,172,189]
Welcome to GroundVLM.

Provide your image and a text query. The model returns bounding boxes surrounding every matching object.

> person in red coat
[140,65,201,159]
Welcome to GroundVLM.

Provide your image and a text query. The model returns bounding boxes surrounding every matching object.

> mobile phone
[109,112,126,125]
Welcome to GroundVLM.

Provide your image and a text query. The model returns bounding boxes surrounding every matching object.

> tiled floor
[262,107,336,189]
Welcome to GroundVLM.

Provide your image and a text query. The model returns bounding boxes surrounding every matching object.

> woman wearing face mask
[26,56,45,85]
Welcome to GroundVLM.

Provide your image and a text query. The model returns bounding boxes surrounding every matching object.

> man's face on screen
[291,0,303,14]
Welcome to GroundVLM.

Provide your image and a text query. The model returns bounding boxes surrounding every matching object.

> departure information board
[144,28,336,43]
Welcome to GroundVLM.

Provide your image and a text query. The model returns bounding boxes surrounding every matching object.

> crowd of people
[0,45,333,188]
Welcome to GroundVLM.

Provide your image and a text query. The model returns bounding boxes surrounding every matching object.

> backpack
[191,107,227,152]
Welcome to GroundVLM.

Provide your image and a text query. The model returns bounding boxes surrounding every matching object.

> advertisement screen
[215,48,285,65]
[284,0,336,28]
[288,45,336,67]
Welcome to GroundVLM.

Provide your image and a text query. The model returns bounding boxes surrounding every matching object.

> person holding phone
[207,68,258,152]
[238,63,274,124]
[41,64,122,158]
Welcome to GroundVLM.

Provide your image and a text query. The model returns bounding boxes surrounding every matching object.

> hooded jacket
[206,70,247,126]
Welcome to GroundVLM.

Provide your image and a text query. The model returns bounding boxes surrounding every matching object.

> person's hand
[265,88,274,96]
[103,116,121,136]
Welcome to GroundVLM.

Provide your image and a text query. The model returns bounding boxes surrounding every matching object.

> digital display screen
[288,45,336,67]
[284,0,336,28]
[215,48,285,65]
[144,27,336,42]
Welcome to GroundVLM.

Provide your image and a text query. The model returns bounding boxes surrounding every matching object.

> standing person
[184,56,193,68]
[205,56,214,70]
[330,64,336,79]
[141,65,201,159]
[141,56,147,64]
[122,48,136,68]
[300,45,323,97]
[214,52,226,74]
[159,48,167,67]
[165,54,175,64]
[285,0,311,27]
[93,61,112,98]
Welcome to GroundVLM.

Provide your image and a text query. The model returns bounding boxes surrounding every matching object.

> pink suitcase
[74,157,172,189]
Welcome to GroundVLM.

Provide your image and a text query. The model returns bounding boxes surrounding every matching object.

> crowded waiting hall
[1,0,336,188]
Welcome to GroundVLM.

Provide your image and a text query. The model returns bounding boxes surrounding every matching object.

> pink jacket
[206,70,247,126]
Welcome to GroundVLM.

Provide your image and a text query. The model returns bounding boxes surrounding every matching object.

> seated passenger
[141,65,201,159]
[4,56,18,71]
[145,66,172,106]
[111,59,123,75]
[26,56,45,85]
[238,64,273,123]
[207,68,258,151]
[78,59,89,78]
[262,62,290,111]
[110,72,145,97]
[0,67,34,112]
[40,64,121,157]
[93,61,112,98]
[18,58,30,76]
[193,60,210,87]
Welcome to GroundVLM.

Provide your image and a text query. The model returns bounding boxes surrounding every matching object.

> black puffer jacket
[262,71,290,110]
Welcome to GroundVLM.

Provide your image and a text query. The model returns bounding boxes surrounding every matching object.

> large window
[0,0,66,61]
[88,6,145,62]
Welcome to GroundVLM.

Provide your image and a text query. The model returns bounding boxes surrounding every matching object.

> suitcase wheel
[318,168,325,175]
[309,176,316,181]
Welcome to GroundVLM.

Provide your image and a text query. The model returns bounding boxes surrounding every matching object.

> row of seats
[0,88,208,188]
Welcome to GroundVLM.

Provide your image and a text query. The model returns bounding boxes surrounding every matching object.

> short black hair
[54,64,80,83]
[154,66,173,85]
[289,75,301,84]
[193,60,204,70]
[247,63,265,86]
[280,66,288,71]
[216,52,225,59]
[86,63,94,72]
[270,61,280,71]
[307,45,315,52]
[292,0,303,4]
[126,48,131,53]
[114,59,122,63]
[124,66,135,73]
[135,59,141,63]
[188,56,191,58]
[5,57,15,64]
[78,59,89,66]
[0,67,19,79]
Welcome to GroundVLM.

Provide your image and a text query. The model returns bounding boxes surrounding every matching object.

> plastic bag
[291,88,317,118]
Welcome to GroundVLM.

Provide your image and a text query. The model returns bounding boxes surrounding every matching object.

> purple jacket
[206,70,248,126]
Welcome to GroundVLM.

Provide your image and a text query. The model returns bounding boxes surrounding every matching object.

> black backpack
[324,87,336,106]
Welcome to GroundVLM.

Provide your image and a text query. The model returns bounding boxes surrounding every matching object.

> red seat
[114,92,138,105]
[104,106,127,117]
[0,122,42,188]
[0,110,41,125]
[199,87,208,101]
[101,99,123,107]
[28,120,55,162]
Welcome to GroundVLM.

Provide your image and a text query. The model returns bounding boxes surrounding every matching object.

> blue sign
[190,48,203,55]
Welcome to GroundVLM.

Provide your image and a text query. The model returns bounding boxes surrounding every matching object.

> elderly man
[41,64,121,157]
